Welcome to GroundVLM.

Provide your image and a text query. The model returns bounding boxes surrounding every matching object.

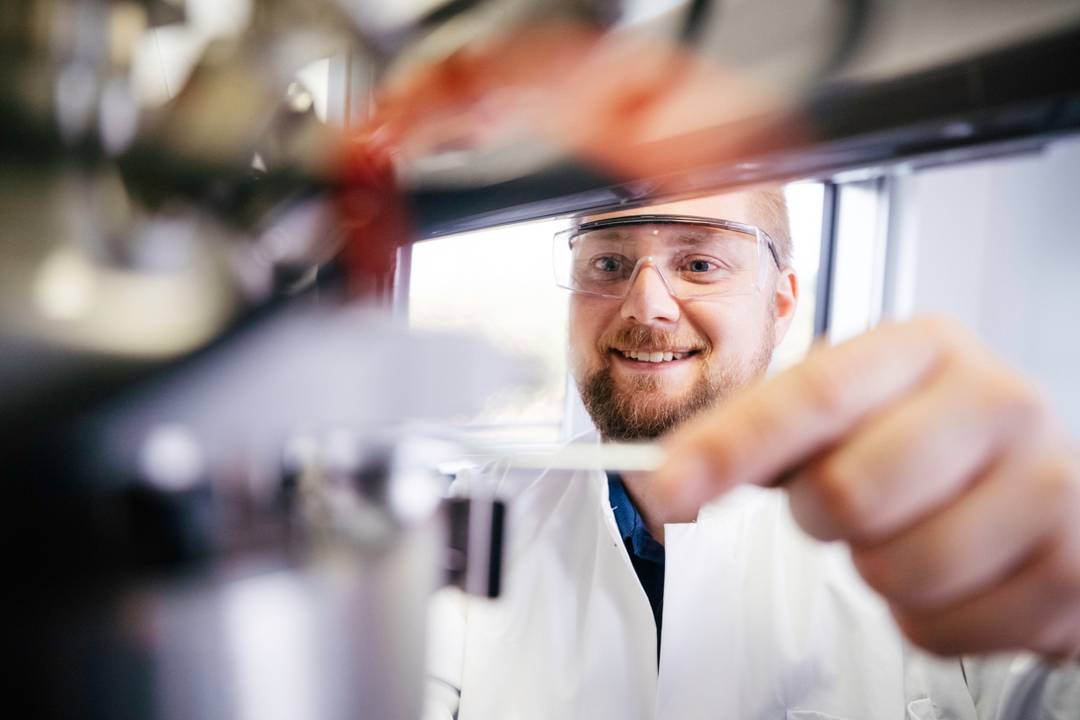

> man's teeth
[621,350,688,362]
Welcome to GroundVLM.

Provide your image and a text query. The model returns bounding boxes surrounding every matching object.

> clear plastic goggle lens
[552,217,776,300]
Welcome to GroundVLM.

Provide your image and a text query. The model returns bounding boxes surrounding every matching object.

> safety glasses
[553,214,781,301]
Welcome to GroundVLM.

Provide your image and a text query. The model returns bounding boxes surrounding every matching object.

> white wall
[888,136,1080,435]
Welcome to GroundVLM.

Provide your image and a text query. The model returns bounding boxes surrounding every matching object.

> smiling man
[562,191,796,550]
[567,193,794,443]
[424,187,1080,720]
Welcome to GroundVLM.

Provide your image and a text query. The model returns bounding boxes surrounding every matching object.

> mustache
[600,324,709,354]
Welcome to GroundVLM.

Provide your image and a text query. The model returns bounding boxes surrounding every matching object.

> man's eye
[686,259,715,273]
[592,256,622,273]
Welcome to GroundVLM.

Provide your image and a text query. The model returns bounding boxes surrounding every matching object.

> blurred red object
[332,19,808,302]
[365,20,805,191]
[335,131,410,303]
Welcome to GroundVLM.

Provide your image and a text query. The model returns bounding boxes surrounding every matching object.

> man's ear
[771,268,798,348]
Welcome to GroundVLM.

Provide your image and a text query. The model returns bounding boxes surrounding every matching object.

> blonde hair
[748,187,793,270]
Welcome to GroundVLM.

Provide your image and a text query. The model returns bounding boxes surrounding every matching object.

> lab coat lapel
[657,486,912,720]
[459,466,658,720]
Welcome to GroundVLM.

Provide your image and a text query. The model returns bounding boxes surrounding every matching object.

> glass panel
[772,181,825,371]
[409,219,570,444]
[409,182,826,442]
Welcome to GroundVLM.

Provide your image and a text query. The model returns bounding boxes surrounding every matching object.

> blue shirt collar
[606,472,665,564]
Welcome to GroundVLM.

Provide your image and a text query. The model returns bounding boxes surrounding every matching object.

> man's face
[568,192,797,441]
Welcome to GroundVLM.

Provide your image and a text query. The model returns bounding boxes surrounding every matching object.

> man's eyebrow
[669,229,718,245]
[586,226,710,240]
[582,228,633,242]
[582,224,737,244]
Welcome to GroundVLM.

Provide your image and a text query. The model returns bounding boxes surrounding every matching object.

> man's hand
[656,316,1080,659]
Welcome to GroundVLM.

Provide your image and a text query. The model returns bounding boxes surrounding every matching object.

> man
[424,188,1080,719]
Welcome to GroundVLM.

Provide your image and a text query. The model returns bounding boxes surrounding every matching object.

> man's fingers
[893,518,1080,657]
[656,317,959,516]
[785,362,1038,544]
[850,443,1079,612]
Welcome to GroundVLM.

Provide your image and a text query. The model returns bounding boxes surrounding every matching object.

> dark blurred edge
[410,21,1080,238]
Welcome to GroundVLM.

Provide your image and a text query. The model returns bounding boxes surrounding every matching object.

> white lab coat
[425,446,1079,720]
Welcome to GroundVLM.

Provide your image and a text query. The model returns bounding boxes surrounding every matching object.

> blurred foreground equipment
[4,1,1080,718]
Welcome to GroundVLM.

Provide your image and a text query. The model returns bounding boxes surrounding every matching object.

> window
[773,181,825,370]
[409,219,570,444]
[407,182,826,444]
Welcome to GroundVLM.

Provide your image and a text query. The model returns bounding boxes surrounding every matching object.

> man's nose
[620,260,681,324]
